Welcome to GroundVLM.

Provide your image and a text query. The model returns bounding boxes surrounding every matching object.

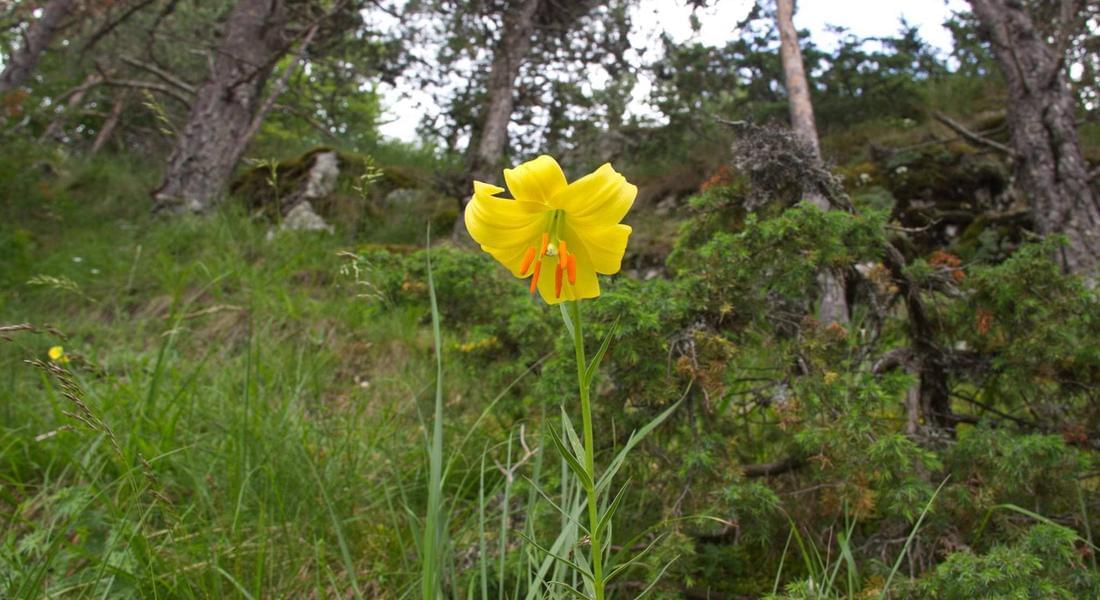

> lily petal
[503,155,569,206]
[551,163,636,227]
[564,222,632,275]
[465,182,551,251]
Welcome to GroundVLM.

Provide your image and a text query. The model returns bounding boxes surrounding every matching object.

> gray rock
[384,188,433,206]
[280,201,333,234]
[302,151,339,199]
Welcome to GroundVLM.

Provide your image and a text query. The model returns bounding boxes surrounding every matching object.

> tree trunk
[0,0,76,95]
[455,0,541,240]
[152,0,290,214]
[883,243,956,437]
[969,0,1100,275]
[775,0,849,324]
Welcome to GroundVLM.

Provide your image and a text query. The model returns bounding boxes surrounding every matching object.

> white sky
[378,0,969,142]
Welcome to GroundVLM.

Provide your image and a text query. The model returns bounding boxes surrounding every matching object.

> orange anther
[529,260,542,294]
[538,233,549,257]
[555,264,563,298]
[558,240,568,267]
[567,254,577,285]
[519,246,537,275]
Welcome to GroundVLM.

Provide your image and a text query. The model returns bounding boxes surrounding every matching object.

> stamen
[555,264,563,298]
[558,240,568,267]
[538,233,549,257]
[519,246,537,275]
[529,260,542,294]
[567,254,577,285]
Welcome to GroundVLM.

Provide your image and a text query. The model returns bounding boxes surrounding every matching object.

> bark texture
[0,0,77,94]
[152,0,290,214]
[969,0,1100,275]
[470,0,540,183]
[774,0,849,324]
[455,0,541,240]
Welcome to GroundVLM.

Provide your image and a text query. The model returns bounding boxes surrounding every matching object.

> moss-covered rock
[952,209,1033,264]
[231,147,450,241]
[874,142,1011,252]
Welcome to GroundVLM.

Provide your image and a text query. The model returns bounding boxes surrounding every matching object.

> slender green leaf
[559,303,575,338]
[605,533,665,582]
[547,581,591,599]
[594,481,629,540]
[517,531,593,580]
[635,556,679,599]
[547,425,594,490]
[597,400,681,494]
[559,408,586,464]
[524,475,589,534]
[583,316,620,387]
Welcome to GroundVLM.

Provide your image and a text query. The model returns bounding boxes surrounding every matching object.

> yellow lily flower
[465,155,635,304]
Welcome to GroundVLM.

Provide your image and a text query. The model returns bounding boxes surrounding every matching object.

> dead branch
[742,455,804,478]
[101,77,191,108]
[90,89,130,155]
[872,347,913,375]
[272,103,341,142]
[81,0,159,53]
[233,22,319,159]
[121,56,196,94]
[493,424,539,483]
[933,111,1016,157]
[50,73,104,105]
[40,73,103,141]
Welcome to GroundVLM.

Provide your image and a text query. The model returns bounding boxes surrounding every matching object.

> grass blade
[422,228,446,600]
[596,400,680,494]
[880,476,949,597]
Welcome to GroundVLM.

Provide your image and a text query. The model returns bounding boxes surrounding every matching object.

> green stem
[569,300,605,600]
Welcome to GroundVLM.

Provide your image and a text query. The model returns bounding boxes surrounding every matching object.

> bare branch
[121,56,196,94]
[233,23,320,159]
[101,77,191,108]
[742,456,804,478]
[933,111,1016,157]
[81,0,159,53]
[272,103,340,143]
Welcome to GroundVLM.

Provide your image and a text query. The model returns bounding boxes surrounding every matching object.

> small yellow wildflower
[823,371,839,385]
[48,345,70,365]
[465,155,635,304]
[456,336,500,353]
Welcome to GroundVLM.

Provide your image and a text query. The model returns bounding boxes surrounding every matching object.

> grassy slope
[3,87,1096,596]
[0,149,449,597]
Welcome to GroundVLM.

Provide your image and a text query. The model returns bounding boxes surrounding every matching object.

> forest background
[1,0,1099,597]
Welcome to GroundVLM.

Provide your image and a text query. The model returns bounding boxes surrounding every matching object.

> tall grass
[0,155,434,596]
[421,234,446,599]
